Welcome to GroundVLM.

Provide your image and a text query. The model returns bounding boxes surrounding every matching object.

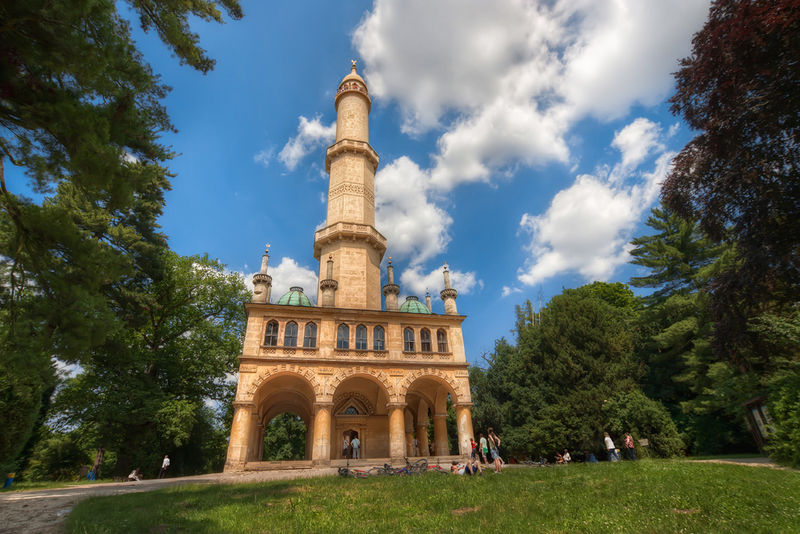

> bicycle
[337,460,370,478]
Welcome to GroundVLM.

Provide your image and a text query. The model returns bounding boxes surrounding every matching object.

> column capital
[313,402,334,410]
[386,402,407,409]
[454,402,474,408]
[232,401,256,409]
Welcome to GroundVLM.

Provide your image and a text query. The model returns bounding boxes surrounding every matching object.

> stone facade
[225,63,473,471]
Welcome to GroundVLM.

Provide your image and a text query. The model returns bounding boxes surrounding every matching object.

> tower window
[421,328,432,352]
[356,324,367,350]
[437,329,448,352]
[373,326,385,351]
[264,320,279,347]
[337,324,350,349]
[284,321,298,347]
[303,322,317,348]
[403,328,415,352]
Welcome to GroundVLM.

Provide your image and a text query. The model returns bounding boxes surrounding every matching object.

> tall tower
[314,61,386,309]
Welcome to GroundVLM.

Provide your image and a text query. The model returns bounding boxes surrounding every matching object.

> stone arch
[245,364,323,401]
[324,366,397,402]
[398,368,463,405]
[333,391,375,416]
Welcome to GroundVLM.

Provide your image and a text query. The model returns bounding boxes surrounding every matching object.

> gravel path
[0,468,337,534]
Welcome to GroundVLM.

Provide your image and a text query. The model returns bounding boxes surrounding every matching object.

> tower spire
[314,62,387,309]
[382,256,400,311]
[252,244,273,304]
[440,262,458,315]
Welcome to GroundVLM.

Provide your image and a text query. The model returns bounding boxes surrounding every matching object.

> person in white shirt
[128,468,141,482]
[158,455,170,478]
[604,433,620,462]
[563,449,572,463]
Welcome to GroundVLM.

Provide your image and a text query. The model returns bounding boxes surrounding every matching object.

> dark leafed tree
[662,0,800,362]
[0,0,241,472]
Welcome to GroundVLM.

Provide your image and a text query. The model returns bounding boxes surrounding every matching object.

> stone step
[245,460,314,471]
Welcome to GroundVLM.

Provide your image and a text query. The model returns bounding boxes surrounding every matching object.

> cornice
[243,301,467,323]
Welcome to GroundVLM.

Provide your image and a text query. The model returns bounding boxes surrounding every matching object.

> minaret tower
[314,61,387,309]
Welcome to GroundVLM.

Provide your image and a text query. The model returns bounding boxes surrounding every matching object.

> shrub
[603,390,685,457]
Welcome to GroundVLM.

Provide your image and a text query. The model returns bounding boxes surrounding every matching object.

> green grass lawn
[66,460,799,533]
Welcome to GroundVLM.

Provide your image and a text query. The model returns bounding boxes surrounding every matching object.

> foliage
[66,462,800,533]
[23,431,90,481]
[262,414,307,462]
[0,0,241,473]
[628,207,751,454]
[602,390,685,457]
[766,366,800,467]
[53,252,248,475]
[663,0,800,361]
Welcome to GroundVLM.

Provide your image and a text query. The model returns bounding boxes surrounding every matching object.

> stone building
[224,62,474,470]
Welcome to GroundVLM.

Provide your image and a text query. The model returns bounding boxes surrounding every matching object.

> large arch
[248,370,318,462]
[330,372,393,460]
[401,370,462,456]
[324,366,397,403]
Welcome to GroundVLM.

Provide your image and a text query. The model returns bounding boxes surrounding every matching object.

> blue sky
[9,0,712,365]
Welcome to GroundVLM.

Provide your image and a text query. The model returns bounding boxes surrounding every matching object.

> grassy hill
[67,460,799,533]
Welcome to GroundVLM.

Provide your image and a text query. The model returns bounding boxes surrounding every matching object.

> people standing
[624,433,636,461]
[487,428,503,473]
[479,433,489,465]
[412,436,419,456]
[157,455,170,478]
[343,435,351,459]
[351,435,361,459]
[603,433,619,462]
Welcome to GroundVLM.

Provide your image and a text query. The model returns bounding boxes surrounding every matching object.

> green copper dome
[276,286,313,307]
[399,295,431,314]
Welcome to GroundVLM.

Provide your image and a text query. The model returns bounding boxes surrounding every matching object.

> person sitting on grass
[555,452,565,464]
[563,449,572,463]
[451,459,482,476]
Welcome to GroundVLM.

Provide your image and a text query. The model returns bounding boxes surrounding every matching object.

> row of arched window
[263,321,449,353]
[403,328,448,353]
[264,321,317,348]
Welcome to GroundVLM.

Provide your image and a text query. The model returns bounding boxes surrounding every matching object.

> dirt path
[0,468,337,534]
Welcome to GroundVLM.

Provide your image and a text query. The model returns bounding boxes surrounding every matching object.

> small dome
[399,295,431,314]
[276,286,313,307]
[340,62,366,86]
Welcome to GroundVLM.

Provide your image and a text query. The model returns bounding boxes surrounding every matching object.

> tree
[53,252,249,475]
[663,0,800,360]
[627,207,749,453]
[262,414,308,462]
[0,0,241,472]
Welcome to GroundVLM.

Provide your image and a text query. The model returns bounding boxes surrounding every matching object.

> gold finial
[388,256,392,265]
[265,244,270,255]
[351,59,357,72]
[443,261,449,271]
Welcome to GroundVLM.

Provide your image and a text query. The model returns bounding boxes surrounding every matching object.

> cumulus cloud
[253,147,275,168]
[277,115,335,171]
[399,264,481,300]
[244,257,319,304]
[611,118,664,171]
[375,157,452,265]
[517,118,674,286]
[501,285,522,298]
[354,0,708,191]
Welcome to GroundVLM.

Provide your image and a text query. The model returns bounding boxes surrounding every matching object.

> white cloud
[611,118,664,171]
[244,257,319,304]
[501,285,522,298]
[254,147,275,168]
[517,119,674,286]
[354,0,708,191]
[399,264,481,300]
[278,115,335,171]
[375,157,452,265]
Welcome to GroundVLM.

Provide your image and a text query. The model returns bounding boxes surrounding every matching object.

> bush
[24,431,90,481]
[766,369,800,468]
[603,390,685,457]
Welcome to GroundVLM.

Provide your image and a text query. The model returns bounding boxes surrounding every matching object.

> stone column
[224,402,254,471]
[311,403,333,465]
[248,413,261,461]
[455,403,475,457]
[433,413,449,456]
[405,430,414,456]
[305,425,313,461]
[388,404,407,460]
[255,422,265,462]
[416,424,429,457]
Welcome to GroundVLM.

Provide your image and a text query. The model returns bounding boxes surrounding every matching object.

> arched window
[420,328,432,352]
[356,324,367,350]
[437,329,448,352]
[337,324,350,349]
[303,322,317,348]
[264,320,279,346]
[284,321,298,347]
[344,406,358,415]
[373,326,385,350]
[403,327,415,352]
